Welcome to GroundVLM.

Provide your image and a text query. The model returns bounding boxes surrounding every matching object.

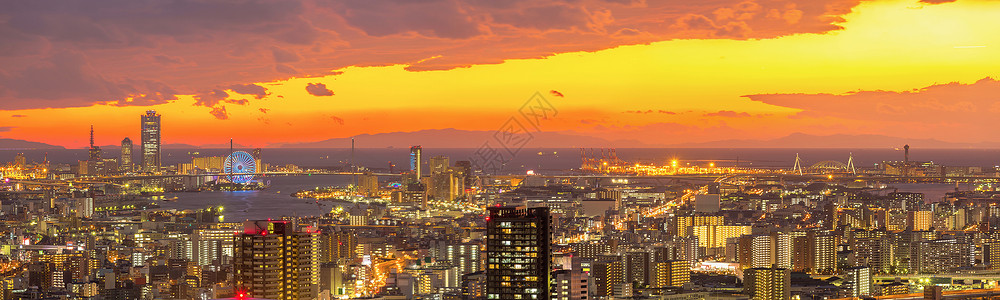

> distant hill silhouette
[7,131,997,149]
[277,131,997,149]
[272,128,652,148]
[670,133,995,148]
[0,138,65,150]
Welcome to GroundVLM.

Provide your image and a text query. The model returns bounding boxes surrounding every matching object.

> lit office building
[652,260,690,288]
[193,229,235,269]
[692,225,751,253]
[915,239,970,274]
[844,266,872,297]
[795,231,839,275]
[744,267,790,300]
[592,257,624,298]
[624,251,650,286]
[356,173,379,197]
[739,234,776,269]
[673,215,724,237]
[486,206,551,300]
[984,241,1000,269]
[234,220,319,300]
[551,268,587,300]
[120,137,132,172]
[140,110,161,171]
[908,211,933,231]
[776,231,805,269]
[410,146,422,178]
[571,240,617,259]
[429,155,450,174]
[431,241,483,276]
[850,230,893,274]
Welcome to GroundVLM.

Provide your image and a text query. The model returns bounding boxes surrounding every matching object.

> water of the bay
[158,174,367,221]
[7,148,998,218]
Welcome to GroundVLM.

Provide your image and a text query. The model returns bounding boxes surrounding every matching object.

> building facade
[486,206,551,300]
[233,220,319,300]
[140,110,161,172]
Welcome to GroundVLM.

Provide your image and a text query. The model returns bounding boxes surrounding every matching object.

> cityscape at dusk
[4,0,1000,300]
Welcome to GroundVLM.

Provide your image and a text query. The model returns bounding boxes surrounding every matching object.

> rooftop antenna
[793,153,803,175]
[89,125,95,148]
[847,152,856,175]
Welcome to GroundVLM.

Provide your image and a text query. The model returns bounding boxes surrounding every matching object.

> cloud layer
[745,77,1000,142]
[0,0,862,112]
[306,83,334,96]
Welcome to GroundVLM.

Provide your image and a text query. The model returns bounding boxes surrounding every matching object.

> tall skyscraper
[454,160,474,187]
[486,206,551,300]
[234,220,319,300]
[252,148,263,173]
[744,267,790,300]
[120,137,132,172]
[140,110,161,171]
[410,146,422,178]
[429,155,450,174]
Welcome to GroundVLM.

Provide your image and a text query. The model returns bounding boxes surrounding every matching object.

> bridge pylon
[847,152,856,175]
[793,153,803,175]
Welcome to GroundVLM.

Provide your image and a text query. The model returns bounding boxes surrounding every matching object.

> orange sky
[2,0,999,148]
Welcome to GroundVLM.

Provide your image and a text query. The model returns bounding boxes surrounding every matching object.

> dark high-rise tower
[140,110,161,171]
[88,125,101,161]
[903,144,910,179]
[904,144,910,165]
[486,206,551,300]
[410,145,422,178]
[120,137,132,172]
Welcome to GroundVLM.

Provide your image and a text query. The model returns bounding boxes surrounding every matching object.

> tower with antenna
[88,125,102,161]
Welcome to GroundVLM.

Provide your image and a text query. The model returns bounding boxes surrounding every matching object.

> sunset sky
[2,0,999,148]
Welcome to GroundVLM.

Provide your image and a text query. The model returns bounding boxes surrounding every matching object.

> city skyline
[3,0,1000,148]
[6,1,1000,299]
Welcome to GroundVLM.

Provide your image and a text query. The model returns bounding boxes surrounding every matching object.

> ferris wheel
[224,150,256,184]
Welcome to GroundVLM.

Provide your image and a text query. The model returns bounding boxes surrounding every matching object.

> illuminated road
[829,287,1000,299]
[643,190,697,218]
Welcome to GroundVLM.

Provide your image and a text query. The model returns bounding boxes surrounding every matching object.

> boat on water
[163,196,178,202]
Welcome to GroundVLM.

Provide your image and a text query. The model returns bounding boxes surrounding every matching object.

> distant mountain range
[3,131,998,149]
[670,132,998,149]
[0,138,64,150]
[271,128,653,148]
[276,130,995,149]
[101,143,249,149]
